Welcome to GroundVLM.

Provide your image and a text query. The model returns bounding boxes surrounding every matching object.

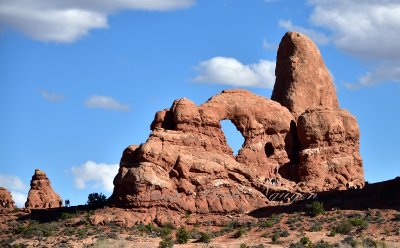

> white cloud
[345,64,400,89]
[10,191,27,208]
[85,95,130,112]
[278,19,330,45]
[70,161,119,192]
[193,57,276,88]
[39,89,65,102]
[0,0,195,43]
[308,0,400,60]
[0,174,28,208]
[280,0,400,87]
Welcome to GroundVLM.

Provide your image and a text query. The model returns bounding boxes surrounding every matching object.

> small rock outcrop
[25,169,62,209]
[109,31,364,215]
[0,187,14,208]
[272,32,339,119]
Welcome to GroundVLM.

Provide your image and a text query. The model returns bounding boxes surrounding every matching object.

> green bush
[349,217,368,229]
[175,227,189,244]
[158,235,174,248]
[87,192,107,207]
[310,222,323,232]
[258,219,273,228]
[271,233,280,243]
[197,232,211,243]
[233,227,247,239]
[314,240,334,248]
[306,201,325,217]
[334,220,352,235]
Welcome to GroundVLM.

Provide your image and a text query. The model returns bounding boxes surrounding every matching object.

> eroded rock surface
[25,169,62,209]
[110,31,364,215]
[110,89,297,213]
[297,107,364,190]
[0,187,14,208]
[272,32,339,119]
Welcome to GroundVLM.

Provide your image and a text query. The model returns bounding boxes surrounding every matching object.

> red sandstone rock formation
[272,32,339,119]
[297,107,364,190]
[0,187,14,208]
[25,169,62,209]
[109,31,364,215]
[111,89,297,213]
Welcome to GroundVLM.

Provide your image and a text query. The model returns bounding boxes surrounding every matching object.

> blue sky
[1,0,400,207]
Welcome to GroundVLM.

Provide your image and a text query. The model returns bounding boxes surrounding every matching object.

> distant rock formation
[25,169,62,209]
[109,31,364,214]
[0,187,14,208]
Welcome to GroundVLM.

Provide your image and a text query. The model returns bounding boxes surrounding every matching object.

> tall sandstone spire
[272,32,339,119]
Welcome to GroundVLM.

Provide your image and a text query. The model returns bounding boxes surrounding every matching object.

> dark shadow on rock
[18,205,104,223]
[249,177,400,218]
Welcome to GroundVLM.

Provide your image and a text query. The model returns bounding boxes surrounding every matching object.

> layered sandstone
[0,187,14,208]
[110,31,364,214]
[25,169,62,209]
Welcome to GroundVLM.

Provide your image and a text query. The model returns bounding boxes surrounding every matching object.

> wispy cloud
[193,57,276,88]
[308,0,400,88]
[0,174,28,207]
[38,89,65,102]
[70,161,119,192]
[0,0,195,43]
[85,95,130,112]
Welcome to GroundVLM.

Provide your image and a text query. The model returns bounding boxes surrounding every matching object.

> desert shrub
[394,213,400,221]
[240,244,249,248]
[272,229,289,238]
[271,233,280,243]
[158,235,174,248]
[349,217,368,229]
[306,201,325,217]
[197,232,211,243]
[362,238,387,248]
[333,220,352,235]
[77,227,89,239]
[175,227,189,244]
[233,227,247,239]
[310,222,323,232]
[87,192,107,207]
[341,236,358,246]
[300,236,313,246]
[314,240,334,248]
[258,219,273,228]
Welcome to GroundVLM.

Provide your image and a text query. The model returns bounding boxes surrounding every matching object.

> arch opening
[265,142,274,157]
[220,120,244,156]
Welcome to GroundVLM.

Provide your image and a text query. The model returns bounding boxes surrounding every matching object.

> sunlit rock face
[25,169,62,209]
[109,32,364,214]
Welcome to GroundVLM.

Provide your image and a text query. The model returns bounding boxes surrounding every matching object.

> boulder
[272,32,339,119]
[0,187,14,208]
[25,169,62,209]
